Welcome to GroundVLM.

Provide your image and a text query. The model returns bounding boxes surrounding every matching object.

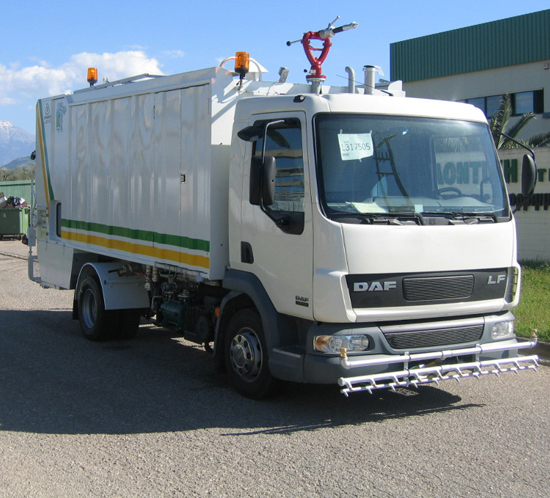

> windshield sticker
[338,133,374,161]
[351,201,387,213]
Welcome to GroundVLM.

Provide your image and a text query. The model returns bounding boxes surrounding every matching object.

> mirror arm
[492,132,538,214]
[493,131,535,160]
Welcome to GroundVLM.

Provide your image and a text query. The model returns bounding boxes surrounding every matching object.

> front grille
[404,275,474,302]
[384,324,483,350]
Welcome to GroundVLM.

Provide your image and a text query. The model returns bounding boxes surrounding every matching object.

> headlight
[314,334,370,353]
[491,321,515,340]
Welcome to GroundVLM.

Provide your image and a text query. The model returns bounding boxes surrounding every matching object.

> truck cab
[221,92,537,396]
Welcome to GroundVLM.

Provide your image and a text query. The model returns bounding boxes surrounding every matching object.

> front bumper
[338,338,538,396]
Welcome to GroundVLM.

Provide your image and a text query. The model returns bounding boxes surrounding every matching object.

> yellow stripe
[36,103,50,210]
[61,230,210,269]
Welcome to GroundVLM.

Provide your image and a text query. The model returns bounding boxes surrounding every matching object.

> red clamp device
[287,16,358,84]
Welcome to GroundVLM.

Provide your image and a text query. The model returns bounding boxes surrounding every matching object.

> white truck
[28,21,539,397]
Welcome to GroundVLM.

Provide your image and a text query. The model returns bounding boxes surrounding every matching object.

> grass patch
[514,260,550,342]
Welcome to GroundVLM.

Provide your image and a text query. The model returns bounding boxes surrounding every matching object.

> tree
[0,162,35,181]
[490,94,550,149]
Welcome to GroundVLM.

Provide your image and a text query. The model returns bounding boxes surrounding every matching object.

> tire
[224,308,277,399]
[77,275,117,341]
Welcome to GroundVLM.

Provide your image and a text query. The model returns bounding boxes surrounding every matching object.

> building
[390,9,550,139]
[390,10,550,261]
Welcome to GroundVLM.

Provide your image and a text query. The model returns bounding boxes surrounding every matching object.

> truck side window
[253,123,305,214]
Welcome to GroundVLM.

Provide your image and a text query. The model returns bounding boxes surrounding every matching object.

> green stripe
[38,100,55,202]
[61,219,210,252]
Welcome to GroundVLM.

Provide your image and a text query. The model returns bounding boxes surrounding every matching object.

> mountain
[3,157,32,170]
[0,121,35,167]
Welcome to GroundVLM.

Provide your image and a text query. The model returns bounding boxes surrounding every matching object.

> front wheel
[224,308,277,399]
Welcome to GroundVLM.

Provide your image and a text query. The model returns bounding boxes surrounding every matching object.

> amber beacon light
[234,52,249,80]
[87,68,98,87]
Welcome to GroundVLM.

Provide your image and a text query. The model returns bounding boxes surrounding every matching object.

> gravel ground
[1,240,549,498]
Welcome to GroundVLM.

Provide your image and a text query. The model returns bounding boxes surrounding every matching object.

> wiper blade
[423,211,498,223]
[329,212,424,225]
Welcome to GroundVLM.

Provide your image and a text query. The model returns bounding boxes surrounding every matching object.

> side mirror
[521,154,537,198]
[249,155,276,206]
[238,125,263,142]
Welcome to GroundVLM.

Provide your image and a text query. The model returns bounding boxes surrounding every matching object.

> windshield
[315,114,509,222]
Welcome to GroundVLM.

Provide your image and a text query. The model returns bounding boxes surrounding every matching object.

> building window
[486,95,504,118]
[465,90,544,118]
[465,95,503,118]
[512,90,544,115]
[468,97,486,114]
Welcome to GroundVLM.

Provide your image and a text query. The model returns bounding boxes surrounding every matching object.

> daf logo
[488,274,506,285]
[354,281,397,292]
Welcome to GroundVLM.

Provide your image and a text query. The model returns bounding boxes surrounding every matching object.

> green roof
[391,10,550,82]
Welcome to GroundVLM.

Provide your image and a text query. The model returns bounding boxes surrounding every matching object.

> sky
[2,0,549,134]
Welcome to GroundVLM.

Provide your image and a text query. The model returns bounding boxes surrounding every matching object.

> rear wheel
[224,308,277,399]
[77,275,117,341]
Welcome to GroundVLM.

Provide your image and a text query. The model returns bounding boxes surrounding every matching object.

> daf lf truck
[28,22,539,397]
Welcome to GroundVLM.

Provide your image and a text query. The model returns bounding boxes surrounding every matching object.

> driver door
[238,113,314,319]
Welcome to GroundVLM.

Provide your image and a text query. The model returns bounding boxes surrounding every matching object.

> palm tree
[490,94,550,149]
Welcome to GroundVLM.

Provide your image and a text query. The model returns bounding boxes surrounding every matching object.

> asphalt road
[1,240,549,498]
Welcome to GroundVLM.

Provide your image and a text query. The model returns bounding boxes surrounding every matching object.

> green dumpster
[0,208,29,239]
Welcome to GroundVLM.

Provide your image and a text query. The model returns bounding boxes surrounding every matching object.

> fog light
[314,335,370,353]
[491,321,515,340]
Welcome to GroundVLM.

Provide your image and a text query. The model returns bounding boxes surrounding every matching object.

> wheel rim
[229,328,263,382]
[81,288,98,330]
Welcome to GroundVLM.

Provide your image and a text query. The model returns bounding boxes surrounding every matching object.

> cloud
[0,51,164,104]
[125,45,149,51]
[163,50,186,59]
